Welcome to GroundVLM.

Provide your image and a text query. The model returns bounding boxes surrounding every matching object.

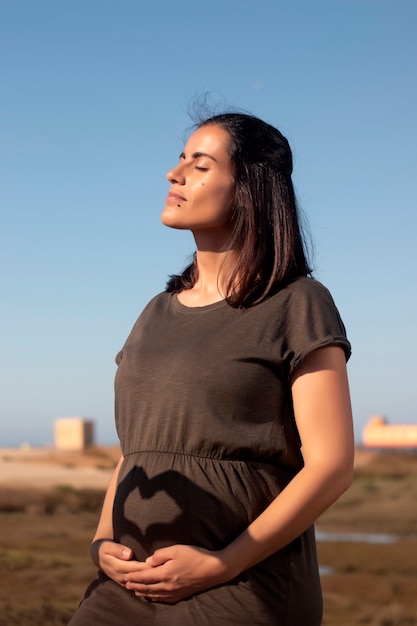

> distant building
[363,415,417,449]
[54,417,95,451]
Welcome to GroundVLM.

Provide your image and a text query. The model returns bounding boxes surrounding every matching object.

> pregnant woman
[68,111,354,626]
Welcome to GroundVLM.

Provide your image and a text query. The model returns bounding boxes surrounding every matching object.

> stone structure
[363,415,417,449]
[54,417,95,451]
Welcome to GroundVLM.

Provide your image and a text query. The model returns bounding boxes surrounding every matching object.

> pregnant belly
[113,452,283,560]
[112,451,286,561]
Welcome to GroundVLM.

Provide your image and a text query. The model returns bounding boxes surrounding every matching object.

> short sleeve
[279,278,351,376]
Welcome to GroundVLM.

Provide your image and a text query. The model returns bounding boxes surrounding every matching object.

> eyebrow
[179,151,218,162]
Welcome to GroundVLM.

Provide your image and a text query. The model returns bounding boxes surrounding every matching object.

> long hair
[166,113,312,307]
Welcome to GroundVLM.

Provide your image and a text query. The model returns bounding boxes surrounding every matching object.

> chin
[160,216,188,230]
[164,224,188,231]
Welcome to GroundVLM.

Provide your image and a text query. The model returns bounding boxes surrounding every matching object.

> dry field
[0,446,416,625]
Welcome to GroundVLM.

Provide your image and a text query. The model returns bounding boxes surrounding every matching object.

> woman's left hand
[124,544,231,603]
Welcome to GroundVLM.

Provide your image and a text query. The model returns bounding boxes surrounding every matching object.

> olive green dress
[68,277,350,626]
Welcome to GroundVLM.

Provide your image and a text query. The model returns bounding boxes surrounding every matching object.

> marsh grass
[0,509,99,626]
[1,450,416,625]
[0,486,105,515]
[317,452,417,625]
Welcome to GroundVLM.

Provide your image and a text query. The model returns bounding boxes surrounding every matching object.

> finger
[104,542,133,560]
[126,581,161,595]
[146,547,174,567]
[120,560,153,571]
[125,566,168,585]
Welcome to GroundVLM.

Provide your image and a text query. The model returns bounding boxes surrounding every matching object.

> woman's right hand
[91,539,138,586]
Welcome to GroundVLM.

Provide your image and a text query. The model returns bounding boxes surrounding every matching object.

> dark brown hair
[166,112,312,307]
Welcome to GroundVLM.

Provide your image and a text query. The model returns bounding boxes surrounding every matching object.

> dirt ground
[0,446,416,625]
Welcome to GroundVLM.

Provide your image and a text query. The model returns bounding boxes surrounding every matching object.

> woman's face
[161,124,235,239]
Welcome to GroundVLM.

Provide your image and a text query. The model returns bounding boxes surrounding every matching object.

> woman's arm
[124,345,354,602]
[91,454,124,554]
[220,344,354,571]
[90,455,150,584]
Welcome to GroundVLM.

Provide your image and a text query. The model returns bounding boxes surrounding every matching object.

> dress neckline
[170,293,229,313]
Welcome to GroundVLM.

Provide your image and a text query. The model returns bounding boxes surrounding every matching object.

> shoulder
[141,291,171,313]
[263,276,337,313]
[277,276,344,323]
[115,292,170,364]
[280,276,334,300]
[260,276,351,365]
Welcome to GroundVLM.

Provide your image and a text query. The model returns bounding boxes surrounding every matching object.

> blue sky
[1,0,416,447]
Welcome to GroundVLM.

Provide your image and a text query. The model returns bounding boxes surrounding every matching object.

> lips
[166,190,186,202]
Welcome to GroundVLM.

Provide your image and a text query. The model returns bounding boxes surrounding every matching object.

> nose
[166,163,185,185]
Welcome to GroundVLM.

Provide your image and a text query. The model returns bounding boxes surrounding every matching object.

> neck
[178,244,237,307]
